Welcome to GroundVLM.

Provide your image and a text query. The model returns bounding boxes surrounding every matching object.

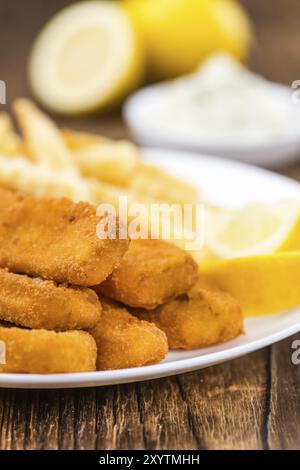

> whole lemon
[123,0,253,80]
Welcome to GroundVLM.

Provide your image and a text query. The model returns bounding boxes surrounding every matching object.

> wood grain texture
[178,349,270,450]
[268,335,300,449]
[137,378,198,450]
[0,0,300,450]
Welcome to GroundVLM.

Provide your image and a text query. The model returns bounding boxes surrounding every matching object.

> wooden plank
[23,390,60,450]
[178,349,270,449]
[0,389,25,450]
[0,378,198,450]
[137,377,198,450]
[95,384,145,450]
[57,390,75,450]
[73,388,97,450]
[0,390,60,450]
[268,335,300,449]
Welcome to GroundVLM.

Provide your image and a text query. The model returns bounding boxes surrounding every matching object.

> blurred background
[1,0,300,169]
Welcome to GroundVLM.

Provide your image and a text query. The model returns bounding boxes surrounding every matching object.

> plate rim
[143,146,300,189]
[1,314,300,389]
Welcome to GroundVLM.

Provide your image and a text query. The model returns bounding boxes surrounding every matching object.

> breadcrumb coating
[0,268,101,330]
[132,279,244,350]
[97,239,198,309]
[89,298,168,370]
[0,189,129,286]
[0,326,97,373]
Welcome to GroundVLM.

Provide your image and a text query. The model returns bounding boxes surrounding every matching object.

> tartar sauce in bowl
[124,54,300,166]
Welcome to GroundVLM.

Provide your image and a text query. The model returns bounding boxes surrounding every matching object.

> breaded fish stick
[0,326,97,373]
[0,189,129,286]
[132,280,244,350]
[0,268,101,330]
[89,298,168,370]
[97,240,198,309]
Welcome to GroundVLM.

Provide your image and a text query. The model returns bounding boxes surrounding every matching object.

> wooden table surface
[1,0,300,450]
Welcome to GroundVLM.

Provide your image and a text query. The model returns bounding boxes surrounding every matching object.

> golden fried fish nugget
[0,189,129,286]
[89,298,168,370]
[0,268,101,330]
[97,240,198,309]
[132,280,244,350]
[0,326,97,373]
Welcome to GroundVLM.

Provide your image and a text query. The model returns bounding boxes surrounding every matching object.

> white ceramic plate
[1,148,300,389]
[124,84,300,167]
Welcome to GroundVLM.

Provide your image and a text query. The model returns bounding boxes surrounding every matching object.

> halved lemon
[29,1,144,114]
[205,202,300,259]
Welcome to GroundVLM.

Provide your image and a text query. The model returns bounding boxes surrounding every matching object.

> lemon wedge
[205,202,300,259]
[200,252,300,316]
[29,1,144,114]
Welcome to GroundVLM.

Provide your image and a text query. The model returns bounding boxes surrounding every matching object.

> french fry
[63,128,198,203]
[0,112,24,156]
[62,128,109,149]
[73,141,140,186]
[0,113,11,134]
[130,163,199,205]
[89,178,136,207]
[0,152,132,207]
[13,99,77,172]
[0,154,91,202]
[63,128,140,185]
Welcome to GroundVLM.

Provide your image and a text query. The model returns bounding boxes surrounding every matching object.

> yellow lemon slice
[200,252,300,316]
[205,202,300,259]
[29,1,144,114]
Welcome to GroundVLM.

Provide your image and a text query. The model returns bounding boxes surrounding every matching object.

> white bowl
[124,83,300,168]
